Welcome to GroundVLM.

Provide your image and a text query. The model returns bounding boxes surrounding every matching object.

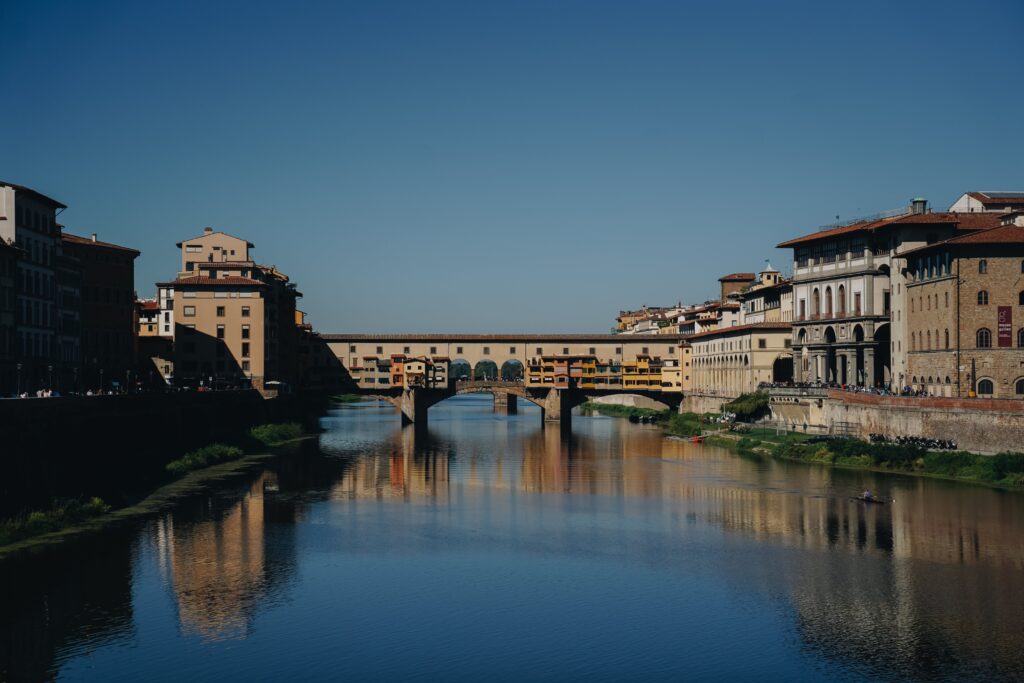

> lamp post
[99,368,104,394]
[16,362,22,396]
[48,364,53,391]
[126,369,131,395]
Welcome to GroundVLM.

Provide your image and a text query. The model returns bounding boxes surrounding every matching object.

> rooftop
[719,272,756,282]
[62,232,140,255]
[966,191,1024,206]
[899,223,1024,257]
[0,180,67,209]
[777,211,1004,248]
[158,275,267,287]
[685,321,792,341]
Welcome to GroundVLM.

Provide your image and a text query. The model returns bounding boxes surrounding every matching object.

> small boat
[690,436,704,444]
[852,495,886,504]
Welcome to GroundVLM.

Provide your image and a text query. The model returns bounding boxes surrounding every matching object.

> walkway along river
[2,394,1024,680]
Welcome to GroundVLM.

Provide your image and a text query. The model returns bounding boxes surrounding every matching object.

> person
[862,489,873,500]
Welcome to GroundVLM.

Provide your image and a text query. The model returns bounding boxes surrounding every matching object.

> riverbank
[0,422,314,560]
[707,430,1024,491]
[582,402,717,439]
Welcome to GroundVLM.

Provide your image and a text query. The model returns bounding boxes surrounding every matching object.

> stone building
[62,232,140,392]
[739,264,792,324]
[778,200,1002,387]
[0,240,20,395]
[718,272,756,300]
[901,216,1024,398]
[160,228,300,393]
[948,191,1024,214]
[0,181,65,393]
[688,322,793,398]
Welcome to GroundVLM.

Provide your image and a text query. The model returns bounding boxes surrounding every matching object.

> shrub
[249,422,303,446]
[0,497,110,546]
[166,443,244,477]
[992,452,1024,480]
[721,391,770,421]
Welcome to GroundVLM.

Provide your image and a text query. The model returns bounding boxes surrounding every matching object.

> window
[216,325,225,339]
[377,346,383,354]
[456,346,463,354]
[242,306,250,317]
[1019,328,1024,348]
[978,290,989,305]
[977,328,992,348]
[945,329,950,349]
[979,259,988,274]
[589,347,596,355]
[183,306,195,317]
[945,292,949,308]
[241,342,250,357]
[186,245,202,253]
[430,346,437,354]
[164,312,170,322]
[241,325,250,339]
[403,346,410,354]
[242,361,250,372]
[349,345,356,353]
[1016,378,1024,395]
[615,347,622,354]
[977,379,994,395]
[824,287,833,317]
[837,285,845,316]
[216,306,225,317]
[642,347,649,355]
[757,338,766,349]
[535,347,543,355]
[853,292,861,315]
[483,347,490,355]
[563,347,569,354]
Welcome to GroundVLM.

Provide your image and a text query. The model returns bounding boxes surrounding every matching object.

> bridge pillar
[493,392,517,415]
[539,388,573,426]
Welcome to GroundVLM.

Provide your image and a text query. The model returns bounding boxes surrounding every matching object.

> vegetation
[331,393,364,403]
[580,402,666,420]
[0,497,110,546]
[165,443,245,477]
[770,438,1024,488]
[720,391,770,420]
[249,422,304,446]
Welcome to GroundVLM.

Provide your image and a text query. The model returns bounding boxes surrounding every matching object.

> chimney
[91,233,97,242]
[911,198,928,215]
[204,227,213,234]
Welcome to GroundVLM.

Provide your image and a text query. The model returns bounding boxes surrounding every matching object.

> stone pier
[493,392,518,415]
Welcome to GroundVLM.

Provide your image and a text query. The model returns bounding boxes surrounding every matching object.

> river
[3,395,1024,681]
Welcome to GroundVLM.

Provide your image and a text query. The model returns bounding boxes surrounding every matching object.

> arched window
[812,288,820,317]
[977,379,994,395]
[945,329,950,349]
[977,328,992,348]
[1017,379,1024,395]
[1019,290,1024,306]
[824,287,833,318]
[979,259,988,274]
[978,290,989,305]
[911,332,916,351]
[1021,260,1024,274]
[1019,328,1024,348]
[837,285,846,316]
[945,292,949,308]
[926,330,931,349]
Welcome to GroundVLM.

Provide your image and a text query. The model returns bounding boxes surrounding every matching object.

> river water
[3,395,1024,681]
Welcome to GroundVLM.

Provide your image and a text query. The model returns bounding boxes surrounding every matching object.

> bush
[0,497,110,546]
[166,443,244,477]
[665,412,703,438]
[249,422,303,446]
[721,391,770,421]
[992,452,1024,480]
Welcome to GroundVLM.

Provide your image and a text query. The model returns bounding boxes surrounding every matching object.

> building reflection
[154,472,297,641]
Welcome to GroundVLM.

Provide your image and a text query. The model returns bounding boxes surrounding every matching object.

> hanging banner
[998,306,1012,347]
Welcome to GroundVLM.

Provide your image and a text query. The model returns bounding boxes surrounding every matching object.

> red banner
[998,306,1012,347]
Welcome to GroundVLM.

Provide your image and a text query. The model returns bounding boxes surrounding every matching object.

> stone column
[863,348,875,387]
[493,392,518,415]
[540,388,573,426]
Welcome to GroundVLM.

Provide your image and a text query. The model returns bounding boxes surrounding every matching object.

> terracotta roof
[62,232,140,255]
[685,322,792,341]
[899,223,1024,257]
[158,275,267,287]
[137,300,160,311]
[719,272,756,281]
[0,181,66,209]
[967,191,1024,206]
[777,212,1003,248]
[325,333,692,344]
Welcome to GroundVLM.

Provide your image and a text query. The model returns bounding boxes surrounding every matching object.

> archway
[772,355,793,383]
[450,360,471,382]
[853,324,865,386]
[873,323,891,387]
[500,359,524,381]
[473,360,498,381]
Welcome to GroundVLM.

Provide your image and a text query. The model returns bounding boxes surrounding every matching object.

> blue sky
[4,0,1022,332]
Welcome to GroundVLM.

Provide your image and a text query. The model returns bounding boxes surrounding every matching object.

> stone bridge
[359,379,682,428]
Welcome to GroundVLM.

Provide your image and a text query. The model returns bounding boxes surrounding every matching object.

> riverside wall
[823,390,1024,454]
[0,391,313,515]
[680,393,733,415]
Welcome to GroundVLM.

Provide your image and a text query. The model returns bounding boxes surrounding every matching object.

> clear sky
[4,0,1022,333]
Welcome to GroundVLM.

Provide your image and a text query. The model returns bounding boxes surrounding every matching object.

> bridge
[358,379,682,427]
[322,333,690,429]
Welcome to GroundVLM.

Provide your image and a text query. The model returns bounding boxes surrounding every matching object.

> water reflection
[3,395,1024,680]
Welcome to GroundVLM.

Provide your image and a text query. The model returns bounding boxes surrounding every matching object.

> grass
[770,438,1024,489]
[249,422,304,446]
[0,497,111,547]
[580,402,666,420]
[165,443,245,477]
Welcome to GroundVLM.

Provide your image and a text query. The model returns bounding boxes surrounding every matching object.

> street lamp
[48,364,53,390]
[99,368,104,394]
[16,362,22,396]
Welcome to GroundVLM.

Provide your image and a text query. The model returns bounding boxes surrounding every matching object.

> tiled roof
[967,191,1024,206]
[777,212,1003,248]
[158,275,267,287]
[899,223,1024,257]
[323,333,691,342]
[62,232,140,255]
[138,300,160,311]
[175,230,255,248]
[685,322,792,341]
[719,272,756,281]
[0,180,66,209]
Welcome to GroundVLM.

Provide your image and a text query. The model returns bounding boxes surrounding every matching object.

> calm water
[3,395,1024,682]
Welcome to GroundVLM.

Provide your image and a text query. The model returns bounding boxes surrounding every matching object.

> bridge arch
[473,359,499,381]
[501,359,524,381]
